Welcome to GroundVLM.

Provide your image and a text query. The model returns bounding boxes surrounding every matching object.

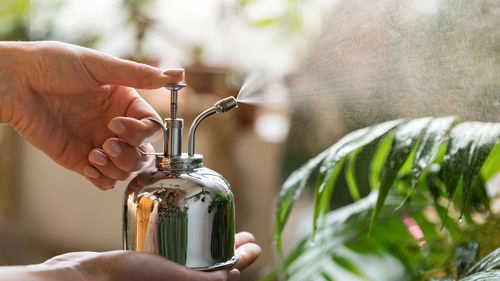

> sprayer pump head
[140,83,239,165]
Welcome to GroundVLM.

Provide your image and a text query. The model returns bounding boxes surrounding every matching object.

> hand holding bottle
[0,232,261,281]
[0,41,182,189]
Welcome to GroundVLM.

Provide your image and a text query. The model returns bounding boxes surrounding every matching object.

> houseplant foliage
[266,117,500,281]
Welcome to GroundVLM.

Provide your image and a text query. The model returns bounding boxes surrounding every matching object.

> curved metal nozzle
[214,96,238,114]
[188,96,238,157]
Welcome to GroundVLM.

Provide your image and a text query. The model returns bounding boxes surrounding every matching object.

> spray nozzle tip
[214,96,238,114]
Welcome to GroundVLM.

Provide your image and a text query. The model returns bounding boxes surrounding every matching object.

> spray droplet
[236,72,266,103]
[236,73,289,106]
[458,218,463,223]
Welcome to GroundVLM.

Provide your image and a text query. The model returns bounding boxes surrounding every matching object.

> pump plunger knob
[165,84,187,92]
[164,84,186,119]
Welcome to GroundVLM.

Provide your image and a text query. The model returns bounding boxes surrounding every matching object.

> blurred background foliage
[0,0,332,71]
[0,0,30,40]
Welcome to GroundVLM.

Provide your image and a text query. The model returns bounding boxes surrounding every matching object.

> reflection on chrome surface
[123,166,236,270]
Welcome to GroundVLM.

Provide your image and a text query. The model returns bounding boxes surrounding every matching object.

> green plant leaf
[369,118,431,232]
[273,149,329,253]
[470,176,490,211]
[426,163,443,202]
[442,122,500,215]
[321,272,336,281]
[460,270,500,281]
[332,256,367,279]
[479,143,500,185]
[267,117,500,281]
[265,191,433,281]
[318,119,405,194]
[455,241,479,278]
[411,117,457,187]
[272,192,397,280]
[313,157,346,233]
[464,248,500,276]
[313,119,404,232]
[345,147,362,201]
[370,134,394,189]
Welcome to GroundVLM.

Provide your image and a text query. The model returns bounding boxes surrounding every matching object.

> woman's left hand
[0,232,261,281]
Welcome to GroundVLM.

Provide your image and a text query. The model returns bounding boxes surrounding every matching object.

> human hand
[0,41,182,189]
[0,232,261,281]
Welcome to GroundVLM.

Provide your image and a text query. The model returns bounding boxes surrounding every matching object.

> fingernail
[109,119,126,135]
[163,69,184,77]
[103,140,122,158]
[90,150,108,166]
[84,166,100,179]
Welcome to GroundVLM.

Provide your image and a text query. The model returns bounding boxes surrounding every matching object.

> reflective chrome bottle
[123,84,239,270]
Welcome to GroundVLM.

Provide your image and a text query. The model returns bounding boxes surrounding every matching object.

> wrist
[0,42,33,124]
[0,264,67,281]
[0,261,103,281]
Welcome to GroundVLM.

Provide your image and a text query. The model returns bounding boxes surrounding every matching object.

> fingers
[102,139,153,172]
[83,166,116,190]
[228,269,241,281]
[106,86,160,121]
[80,48,184,89]
[234,243,262,272]
[86,142,154,189]
[85,86,162,190]
[108,117,163,147]
[232,232,261,272]
[235,232,256,249]
[101,251,233,281]
[89,149,130,180]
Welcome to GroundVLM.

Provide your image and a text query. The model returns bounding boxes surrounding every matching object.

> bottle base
[191,256,239,271]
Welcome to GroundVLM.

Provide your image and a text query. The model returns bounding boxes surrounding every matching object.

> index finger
[80,46,184,89]
[108,117,163,147]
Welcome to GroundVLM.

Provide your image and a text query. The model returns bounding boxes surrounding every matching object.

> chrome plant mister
[123,84,239,270]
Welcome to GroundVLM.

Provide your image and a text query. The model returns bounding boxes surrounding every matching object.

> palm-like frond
[269,117,500,280]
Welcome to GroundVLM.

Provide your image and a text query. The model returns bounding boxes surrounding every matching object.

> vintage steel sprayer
[123,84,238,270]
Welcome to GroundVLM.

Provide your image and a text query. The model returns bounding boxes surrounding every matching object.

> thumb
[79,48,184,89]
